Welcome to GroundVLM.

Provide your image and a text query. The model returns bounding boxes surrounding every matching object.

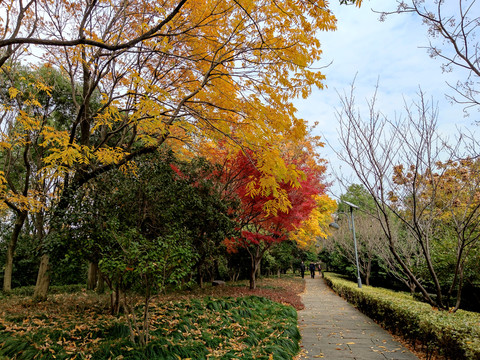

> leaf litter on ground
[0,276,305,359]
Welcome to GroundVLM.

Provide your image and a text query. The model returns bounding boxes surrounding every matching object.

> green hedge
[324,273,480,360]
[0,284,85,298]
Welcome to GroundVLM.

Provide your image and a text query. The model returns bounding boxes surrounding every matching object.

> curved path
[297,277,419,360]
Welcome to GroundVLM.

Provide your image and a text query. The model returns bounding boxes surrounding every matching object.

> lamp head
[343,200,359,209]
[329,222,340,230]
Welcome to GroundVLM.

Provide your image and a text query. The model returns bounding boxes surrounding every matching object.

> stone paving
[297,277,419,360]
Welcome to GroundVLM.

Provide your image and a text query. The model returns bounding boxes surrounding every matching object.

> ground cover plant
[324,273,480,360]
[0,276,305,359]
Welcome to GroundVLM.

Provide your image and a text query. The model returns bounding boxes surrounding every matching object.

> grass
[0,276,305,359]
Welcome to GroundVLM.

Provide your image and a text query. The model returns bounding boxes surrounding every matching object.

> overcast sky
[296,0,478,199]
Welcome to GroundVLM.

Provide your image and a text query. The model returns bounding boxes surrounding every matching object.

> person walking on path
[309,262,315,279]
[297,278,419,360]
[300,261,306,279]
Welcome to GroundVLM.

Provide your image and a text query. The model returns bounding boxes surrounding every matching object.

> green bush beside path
[324,272,480,360]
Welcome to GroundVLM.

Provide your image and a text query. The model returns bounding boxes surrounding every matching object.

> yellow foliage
[94,147,128,165]
[290,194,337,248]
[0,0,349,217]
[8,87,20,99]
[5,190,45,213]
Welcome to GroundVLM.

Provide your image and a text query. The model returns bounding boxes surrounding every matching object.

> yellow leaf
[8,87,20,99]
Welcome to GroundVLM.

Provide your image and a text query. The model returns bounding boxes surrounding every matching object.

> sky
[295,0,478,199]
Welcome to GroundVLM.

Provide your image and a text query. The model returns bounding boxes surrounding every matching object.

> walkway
[297,277,419,360]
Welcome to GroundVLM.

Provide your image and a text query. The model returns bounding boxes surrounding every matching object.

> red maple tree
[224,150,325,289]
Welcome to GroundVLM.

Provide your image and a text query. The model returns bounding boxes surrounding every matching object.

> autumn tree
[0,0,365,297]
[394,158,480,310]
[336,82,480,310]
[0,64,81,292]
[223,149,326,289]
[282,132,337,249]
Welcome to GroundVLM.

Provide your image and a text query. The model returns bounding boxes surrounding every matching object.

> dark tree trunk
[3,211,28,292]
[87,262,99,290]
[96,273,105,294]
[365,258,372,286]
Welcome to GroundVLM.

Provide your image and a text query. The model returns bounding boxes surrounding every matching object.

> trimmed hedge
[324,273,480,360]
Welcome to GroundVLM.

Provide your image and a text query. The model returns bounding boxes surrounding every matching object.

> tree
[336,83,479,310]
[0,64,79,292]
[289,194,337,249]
[327,185,424,289]
[284,132,337,249]
[383,0,480,113]
[224,149,324,289]
[396,158,480,310]
[51,150,239,344]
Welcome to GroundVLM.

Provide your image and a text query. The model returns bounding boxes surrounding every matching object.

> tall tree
[336,83,479,310]
[0,64,76,291]
[394,158,480,310]
[224,149,325,289]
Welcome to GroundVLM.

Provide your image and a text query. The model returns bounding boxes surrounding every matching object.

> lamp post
[329,201,363,288]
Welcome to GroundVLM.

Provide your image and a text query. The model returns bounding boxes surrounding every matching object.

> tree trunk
[409,281,417,294]
[87,262,98,290]
[249,266,256,290]
[453,263,466,312]
[96,273,105,294]
[365,258,372,286]
[249,251,262,290]
[3,211,28,292]
[34,254,51,301]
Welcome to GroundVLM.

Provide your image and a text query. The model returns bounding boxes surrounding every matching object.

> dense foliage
[0,0,346,300]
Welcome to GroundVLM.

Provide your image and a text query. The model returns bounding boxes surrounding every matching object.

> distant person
[300,261,306,278]
[309,262,315,279]
[318,263,323,277]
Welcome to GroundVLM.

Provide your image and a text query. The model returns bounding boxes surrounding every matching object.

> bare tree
[375,219,424,293]
[335,82,477,310]
[331,212,384,285]
[382,0,480,114]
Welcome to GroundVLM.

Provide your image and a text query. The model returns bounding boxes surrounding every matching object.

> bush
[0,284,86,298]
[324,272,480,360]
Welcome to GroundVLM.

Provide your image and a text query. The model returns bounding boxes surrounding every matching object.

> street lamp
[329,201,363,288]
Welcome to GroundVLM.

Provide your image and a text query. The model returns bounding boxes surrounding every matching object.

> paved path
[297,278,419,360]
